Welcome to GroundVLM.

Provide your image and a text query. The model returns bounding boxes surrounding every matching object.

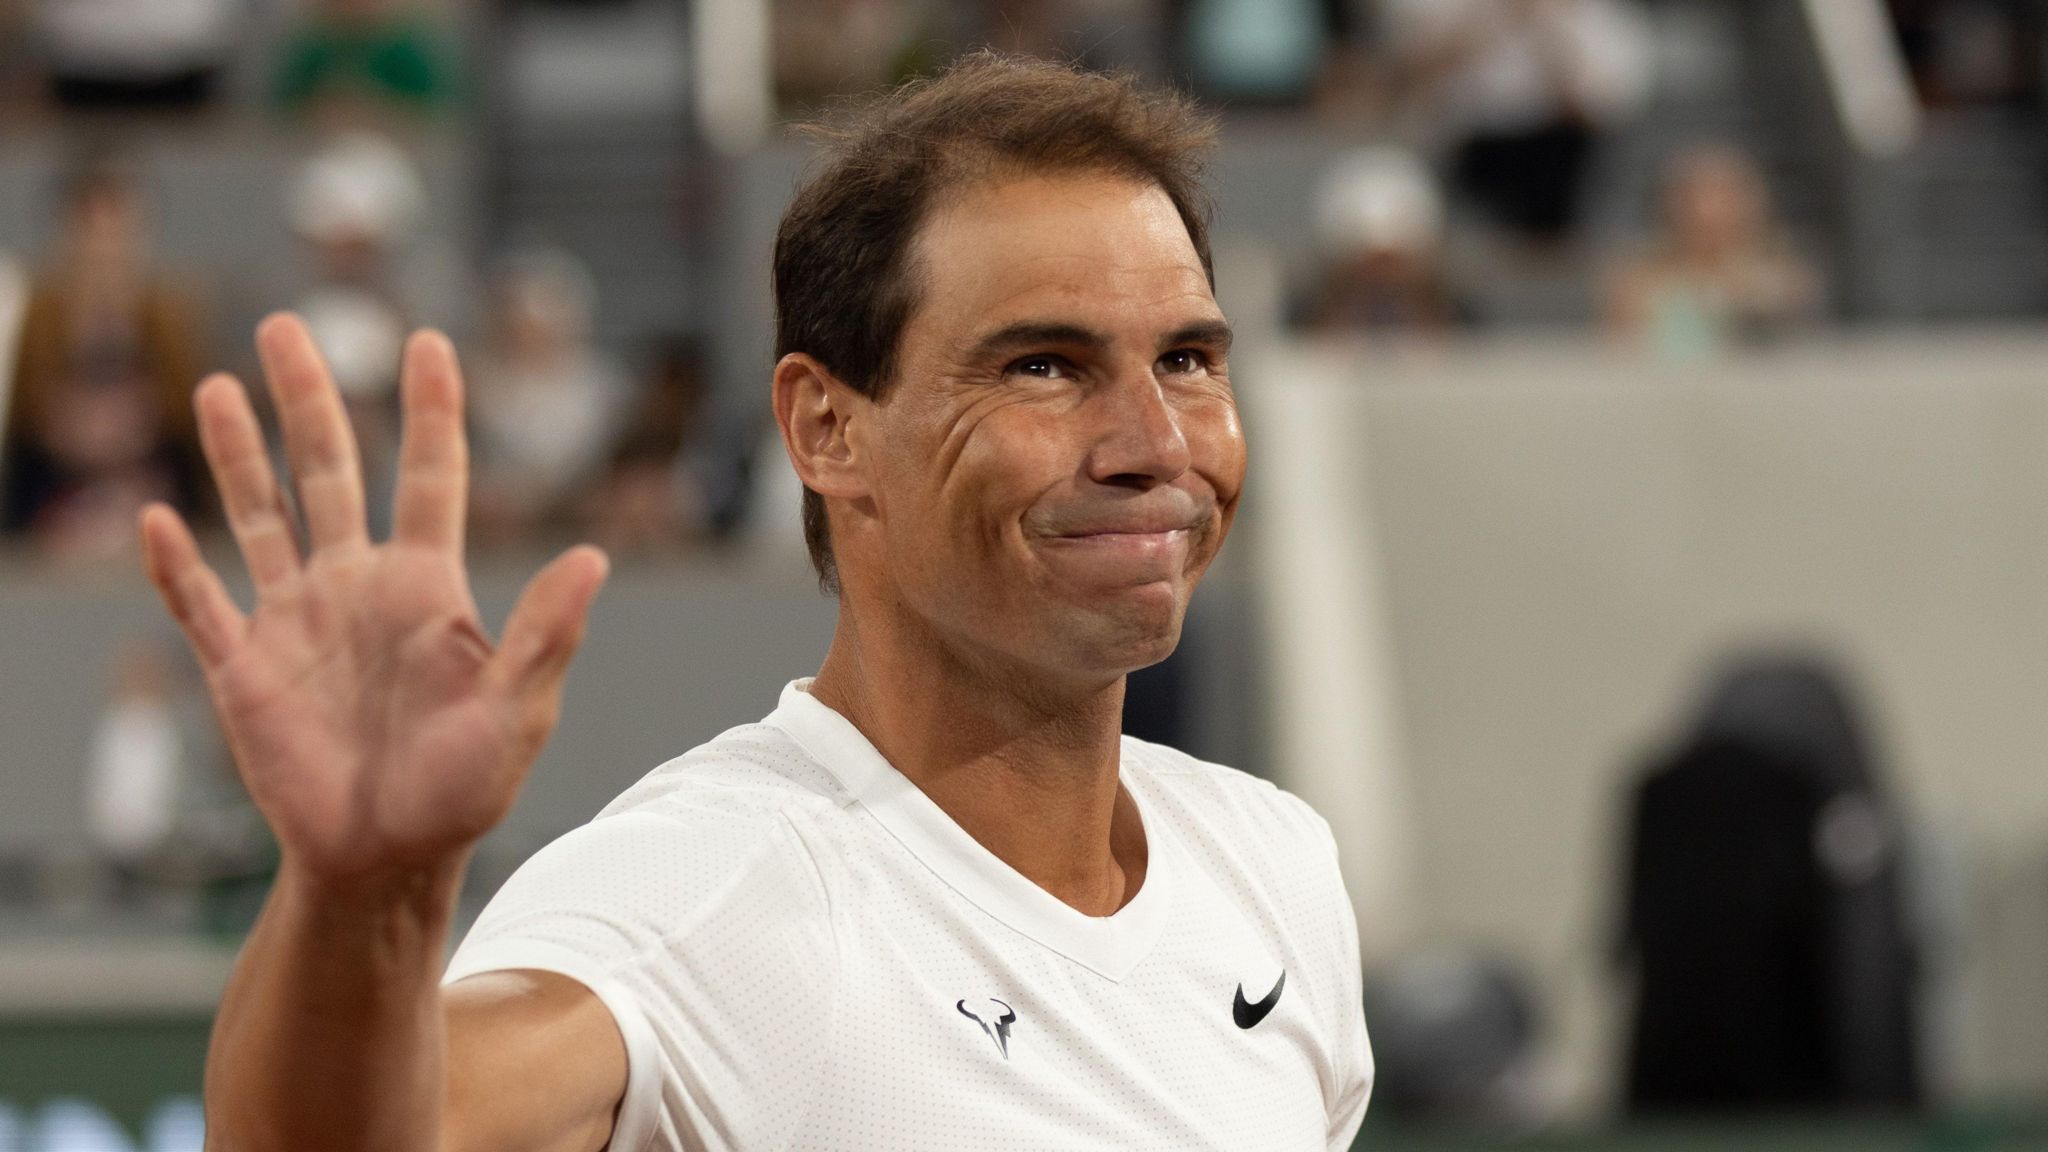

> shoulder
[1122,736,1338,861]
[450,720,847,981]
[597,717,852,828]
[450,722,850,1152]
[1121,737,1349,938]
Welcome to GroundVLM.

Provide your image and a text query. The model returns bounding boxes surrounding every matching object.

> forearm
[204,856,467,1152]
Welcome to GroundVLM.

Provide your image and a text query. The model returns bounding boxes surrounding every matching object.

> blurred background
[3,0,2048,1148]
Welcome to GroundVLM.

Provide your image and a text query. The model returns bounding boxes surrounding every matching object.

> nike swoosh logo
[1233,970,1285,1029]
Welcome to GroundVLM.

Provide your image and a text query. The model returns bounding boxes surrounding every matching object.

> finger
[393,329,469,554]
[138,503,246,670]
[256,312,369,553]
[489,546,609,722]
[195,373,302,594]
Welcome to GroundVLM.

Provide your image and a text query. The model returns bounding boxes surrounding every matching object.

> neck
[808,600,1146,917]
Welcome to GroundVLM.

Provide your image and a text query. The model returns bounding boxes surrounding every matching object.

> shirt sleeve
[1282,798,1373,1152]
[1324,846,1373,1151]
[445,806,840,1152]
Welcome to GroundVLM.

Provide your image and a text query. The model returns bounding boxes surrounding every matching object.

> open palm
[139,315,607,880]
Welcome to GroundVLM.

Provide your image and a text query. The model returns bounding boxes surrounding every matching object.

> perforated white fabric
[446,681,1372,1151]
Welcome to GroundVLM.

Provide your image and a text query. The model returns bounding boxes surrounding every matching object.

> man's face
[842,172,1245,685]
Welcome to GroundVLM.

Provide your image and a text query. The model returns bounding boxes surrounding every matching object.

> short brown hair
[773,51,1219,592]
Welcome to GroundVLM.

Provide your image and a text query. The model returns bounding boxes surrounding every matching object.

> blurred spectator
[1605,146,1821,361]
[288,130,429,534]
[1,156,207,560]
[469,249,628,544]
[0,252,27,459]
[773,0,943,112]
[272,0,460,127]
[1620,653,1921,1112]
[1383,0,1653,245]
[1889,0,2043,106]
[982,0,1167,79]
[1298,147,1466,337]
[582,336,716,555]
[85,641,186,902]
[1182,0,1329,103]
[32,0,240,110]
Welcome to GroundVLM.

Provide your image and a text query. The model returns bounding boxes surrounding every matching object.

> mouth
[1047,526,1189,549]
[1035,524,1198,583]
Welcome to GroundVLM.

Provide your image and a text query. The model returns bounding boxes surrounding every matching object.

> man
[139,54,1372,1152]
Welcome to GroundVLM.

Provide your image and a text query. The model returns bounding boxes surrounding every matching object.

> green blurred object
[270,18,461,115]
[0,1015,211,1138]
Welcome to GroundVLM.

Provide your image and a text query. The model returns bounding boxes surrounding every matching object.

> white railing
[1799,0,1923,157]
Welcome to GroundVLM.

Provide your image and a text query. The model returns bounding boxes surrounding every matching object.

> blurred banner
[0,1017,208,1151]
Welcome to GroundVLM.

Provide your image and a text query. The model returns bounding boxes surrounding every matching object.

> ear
[773,352,870,500]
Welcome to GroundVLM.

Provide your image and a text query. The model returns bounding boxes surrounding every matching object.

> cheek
[1186,396,1248,499]
[942,413,1063,540]
[877,400,1053,564]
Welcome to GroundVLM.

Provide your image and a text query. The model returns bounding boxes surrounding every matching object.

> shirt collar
[766,678,1175,982]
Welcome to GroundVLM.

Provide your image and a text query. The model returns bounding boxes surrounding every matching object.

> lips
[1052,521,1199,540]
[1028,503,1208,591]
[1035,495,1210,540]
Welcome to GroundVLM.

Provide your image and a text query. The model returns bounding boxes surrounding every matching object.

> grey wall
[1247,331,2048,1113]
[0,552,835,858]
[0,545,1259,859]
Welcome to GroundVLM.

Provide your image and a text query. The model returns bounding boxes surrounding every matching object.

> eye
[1157,349,1209,376]
[1006,355,1070,379]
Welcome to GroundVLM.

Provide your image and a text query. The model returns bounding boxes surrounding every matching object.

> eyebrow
[1164,321,1235,356]
[964,318,1235,363]
[966,322,1107,363]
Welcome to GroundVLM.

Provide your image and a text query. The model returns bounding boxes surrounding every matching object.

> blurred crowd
[0,0,2040,569]
[0,136,724,563]
[0,0,726,566]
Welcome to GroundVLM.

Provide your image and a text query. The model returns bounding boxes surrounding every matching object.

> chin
[1049,591,1186,677]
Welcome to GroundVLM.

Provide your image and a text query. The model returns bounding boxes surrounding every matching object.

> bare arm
[142,316,622,1152]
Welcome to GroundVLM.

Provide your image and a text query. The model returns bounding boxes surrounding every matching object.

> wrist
[276,852,470,938]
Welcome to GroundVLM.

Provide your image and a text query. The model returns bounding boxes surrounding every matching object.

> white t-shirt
[446,680,1373,1151]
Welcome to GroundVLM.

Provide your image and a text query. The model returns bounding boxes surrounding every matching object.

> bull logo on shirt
[956,998,1016,1058]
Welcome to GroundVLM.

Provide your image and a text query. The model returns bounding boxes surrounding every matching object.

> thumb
[491,545,609,713]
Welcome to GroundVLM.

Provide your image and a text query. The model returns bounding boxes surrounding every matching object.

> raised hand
[139,314,607,881]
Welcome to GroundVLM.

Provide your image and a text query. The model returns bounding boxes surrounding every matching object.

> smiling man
[143,53,1370,1152]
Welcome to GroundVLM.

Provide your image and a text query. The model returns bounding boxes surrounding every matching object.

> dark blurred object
[1620,653,1921,1114]
[988,0,1166,78]
[1,154,208,559]
[1120,648,1186,747]
[1298,147,1467,337]
[1362,949,1542,1125]
[1384,0,1652,245]
[33,0,239,111]
[1888,0,2043,106]
[271,0,459,126]
[1605,145,1822,361]
[582,335,717,554]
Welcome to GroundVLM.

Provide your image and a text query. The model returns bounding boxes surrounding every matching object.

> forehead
[905,172,1217,347]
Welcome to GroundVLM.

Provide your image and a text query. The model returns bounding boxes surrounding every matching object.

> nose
[1084,368,1192,490]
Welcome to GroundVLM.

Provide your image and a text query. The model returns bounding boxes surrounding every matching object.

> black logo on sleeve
[1233,971,1286,1029]
[958,998,1017,1058]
